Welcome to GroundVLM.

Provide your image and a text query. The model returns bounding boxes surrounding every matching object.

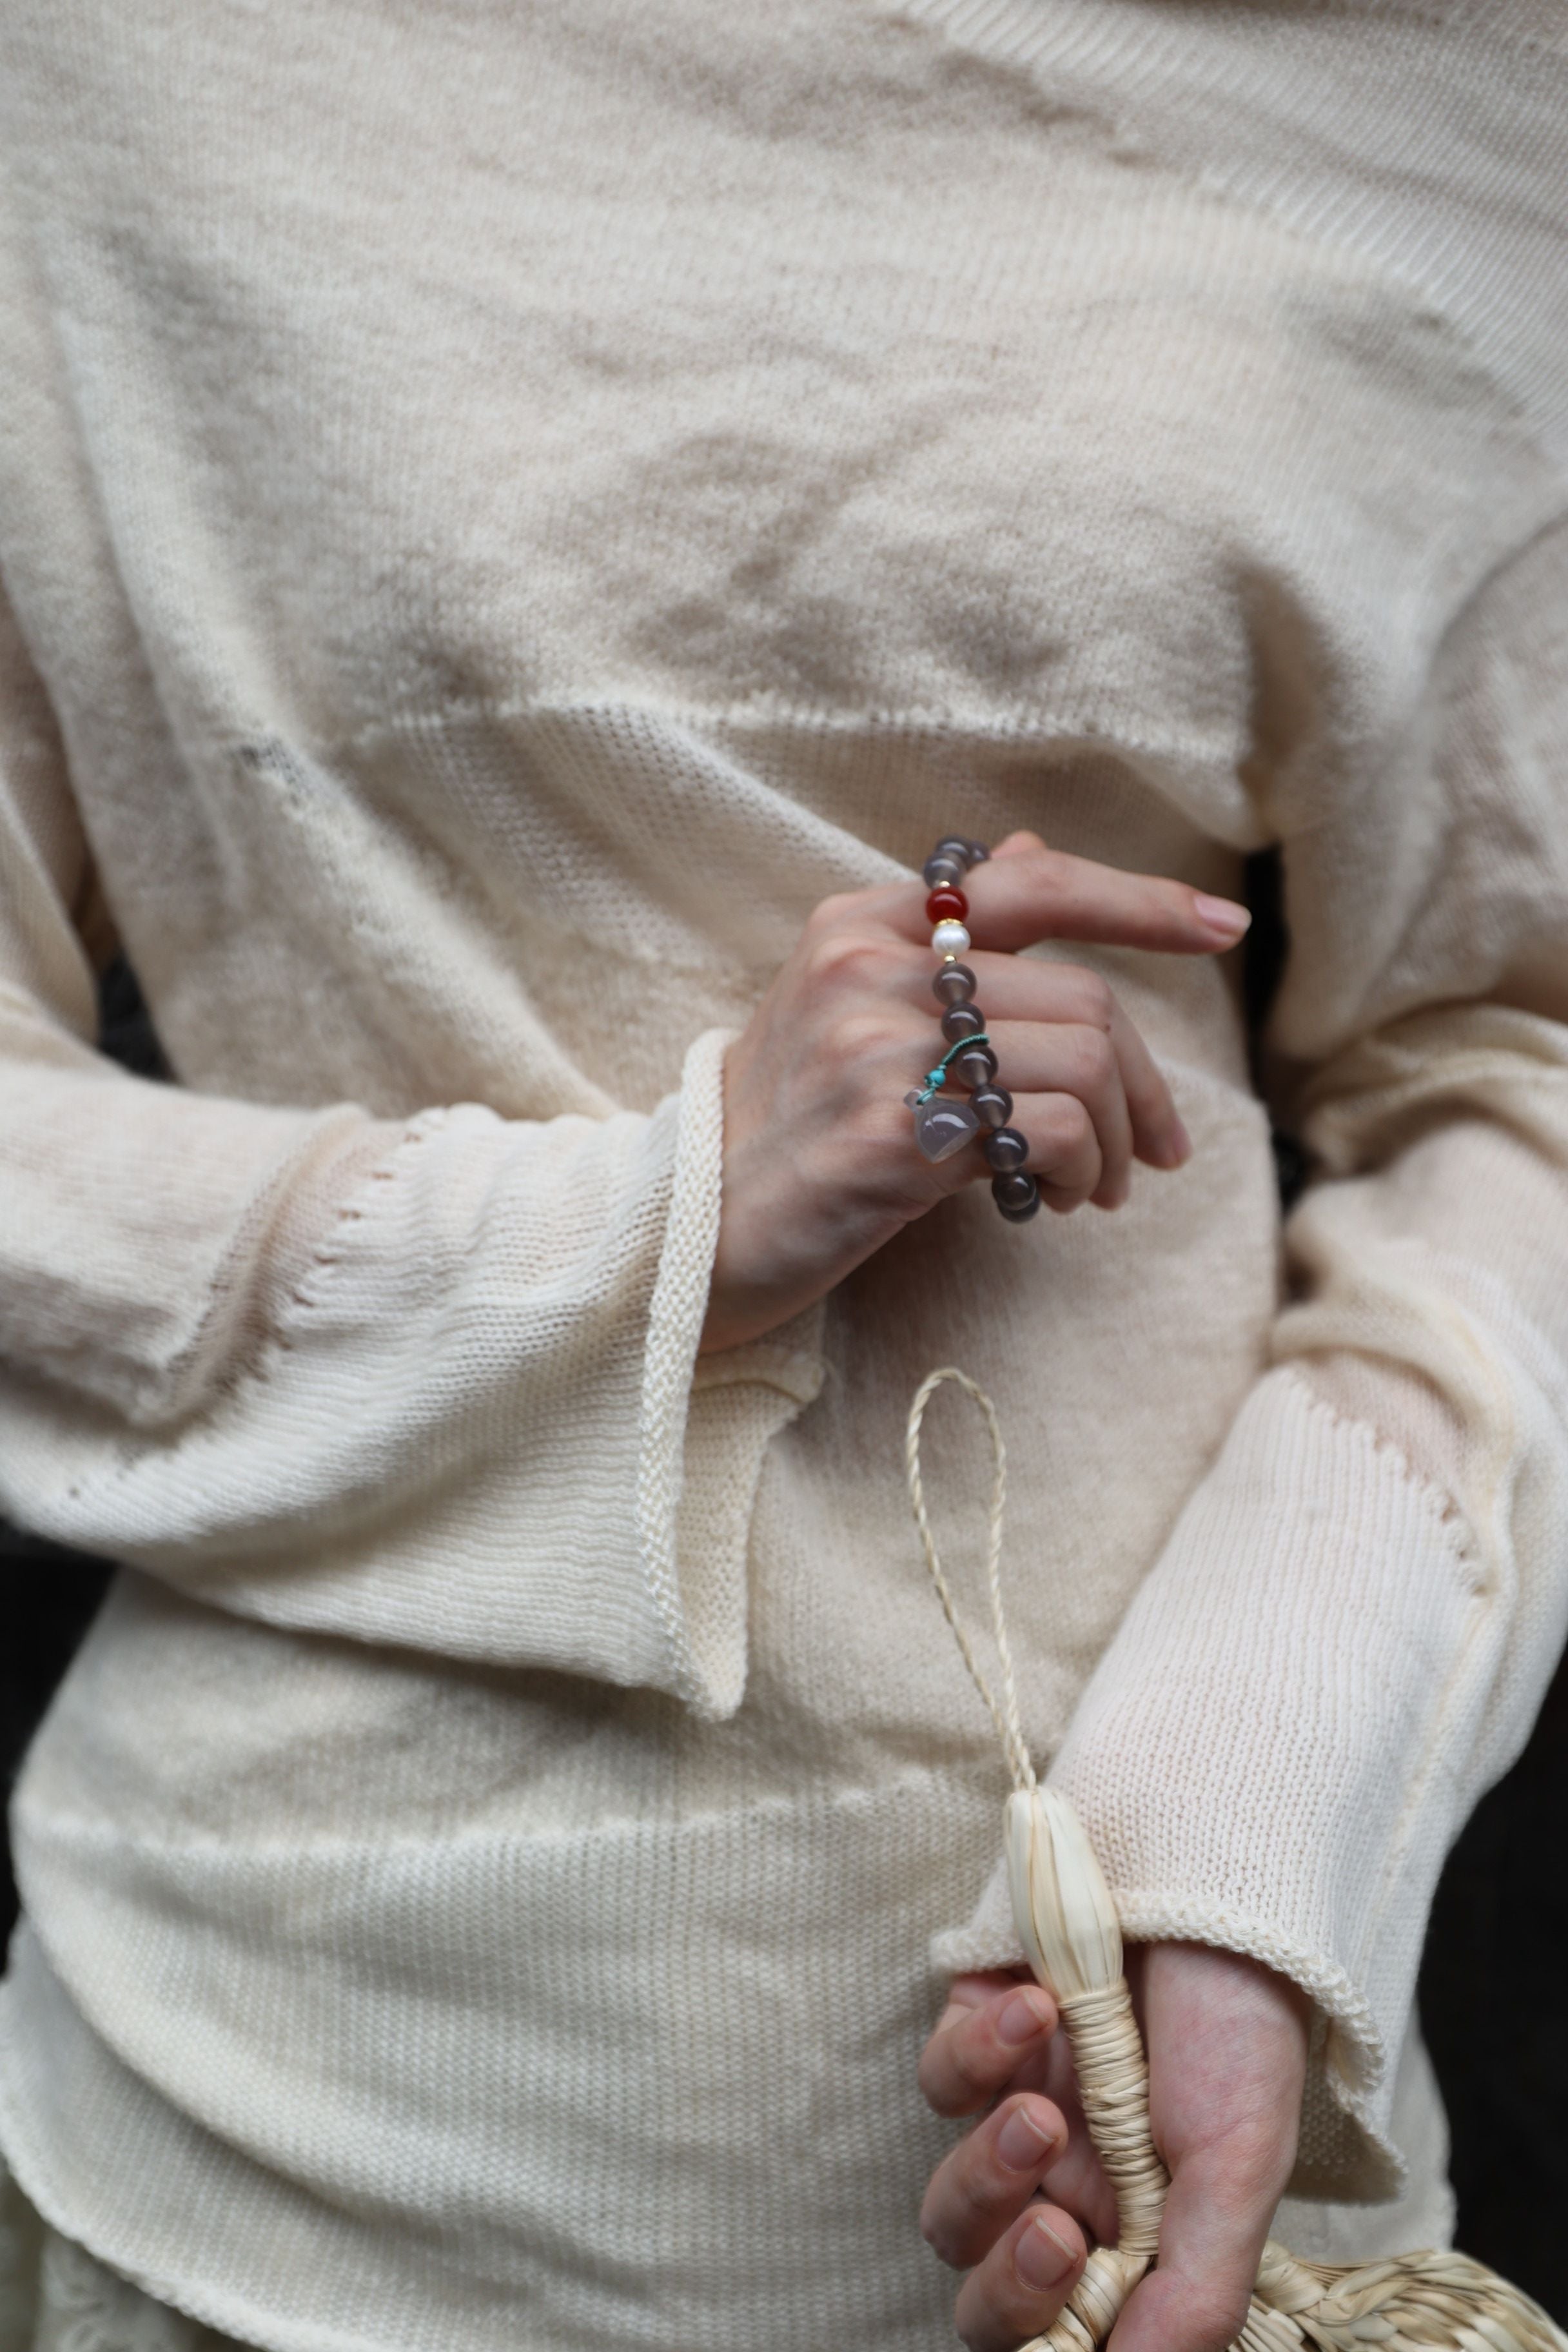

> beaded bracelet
[903,836,1041,1223]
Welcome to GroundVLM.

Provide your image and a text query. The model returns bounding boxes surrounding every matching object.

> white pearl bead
[931,919,971,957]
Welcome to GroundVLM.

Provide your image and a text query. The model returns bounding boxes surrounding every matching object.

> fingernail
[1015,2213,1078,2291]
[997,2104,1059,2172]
[1163,1115,1193,1168]
[1194,892,1251,943]
[997,1987,1052,2046]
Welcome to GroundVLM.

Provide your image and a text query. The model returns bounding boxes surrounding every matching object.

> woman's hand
[917,1943,1310,2352]
[702,832,1250,1353]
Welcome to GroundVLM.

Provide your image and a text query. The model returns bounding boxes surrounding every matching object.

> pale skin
[701,833,1309,2349]
[918,1947,1310,2352]
[700,829,1248,1355]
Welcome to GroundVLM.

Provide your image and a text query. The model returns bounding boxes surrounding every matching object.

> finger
[1036,2115,1122,2251]
[941,1970,1035,2018]
[919,1981,1059,2120]
[921,2093,1069,2270]
[948,2024,1121,2249]
[920,2022,1119,2253]
[998,1091,1104,1211]
[1106,2140,1281,2352]
[905,954,1190,1177]
[894,845,1250,956]
[952,2204,1087,2352]
[1108,998,1191,1173]
[981,1021,1133,1208]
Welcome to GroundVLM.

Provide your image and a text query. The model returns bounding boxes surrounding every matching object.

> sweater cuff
[6,1027,821,1712]
[934,1367,1485,2202]
[638,1028,824,1717]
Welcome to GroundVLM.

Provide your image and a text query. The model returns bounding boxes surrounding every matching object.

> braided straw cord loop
[906,1369,1568,2352]
[906,1367,1035,1796]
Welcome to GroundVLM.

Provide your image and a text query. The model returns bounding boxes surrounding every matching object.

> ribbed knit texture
[1,1,1567,2345]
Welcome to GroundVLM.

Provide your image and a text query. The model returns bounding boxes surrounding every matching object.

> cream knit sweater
[2,2,1567,2347]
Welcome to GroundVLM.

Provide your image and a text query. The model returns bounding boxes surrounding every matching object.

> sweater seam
[217,505,1568,843]
[270,1112,449,1333]
[1269,1364,1478,1560]
[264,692,1248,779]
[46,1113,448,1530]
[12,1756,995,1866]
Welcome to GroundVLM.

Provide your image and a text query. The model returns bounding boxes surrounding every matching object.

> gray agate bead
[992,1171,1041,1220]
[970,1083,1012,1130]
[941,1002,985,1043]
[953,1043,997,1088]
[923,851,966,890]
[932,961,976,1006]
[934,836,973,867]
[983,1126,1028,1172]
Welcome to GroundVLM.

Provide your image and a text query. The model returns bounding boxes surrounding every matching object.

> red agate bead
[925,885,968,924]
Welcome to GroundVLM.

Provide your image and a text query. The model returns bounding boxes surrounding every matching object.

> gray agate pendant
[906,1090,981,1162]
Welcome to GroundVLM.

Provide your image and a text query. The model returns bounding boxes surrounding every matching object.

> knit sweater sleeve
[936,515,1568,2200]
[0,593,819,1719]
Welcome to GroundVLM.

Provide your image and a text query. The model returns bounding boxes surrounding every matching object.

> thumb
[1105,2141,1273,2352]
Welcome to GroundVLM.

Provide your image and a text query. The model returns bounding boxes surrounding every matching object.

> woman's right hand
[701,830,1250,1354]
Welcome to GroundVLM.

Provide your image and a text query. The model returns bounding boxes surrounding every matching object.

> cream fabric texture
[1,0,1567,2346]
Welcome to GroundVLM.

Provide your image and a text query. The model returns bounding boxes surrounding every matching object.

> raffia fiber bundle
[906,1369,1568,2352]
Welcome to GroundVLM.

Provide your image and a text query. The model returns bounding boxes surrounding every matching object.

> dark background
[3,872,1566,2318]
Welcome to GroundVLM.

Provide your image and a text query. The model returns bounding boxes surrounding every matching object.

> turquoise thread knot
[914,1034,990,1104]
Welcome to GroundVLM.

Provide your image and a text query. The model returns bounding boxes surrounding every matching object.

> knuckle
[953,2156,1001,2236]
[918,2032,988,2118]
[1046,1095,1094,1155]
[920,2149,999,2268]
[917,2050,962,2117]
[823,1004,900,1065]
[919,2192,955,2262]
[1072,969,1116,1028]
[922,2206,970,2270]
[802,890,859,936]
[943,2034,993,2104]
[1068,1027,1116,1090]
[803,927,894,995]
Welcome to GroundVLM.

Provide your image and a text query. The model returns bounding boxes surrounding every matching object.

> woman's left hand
[917,1942,1310,2352]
